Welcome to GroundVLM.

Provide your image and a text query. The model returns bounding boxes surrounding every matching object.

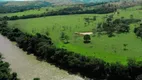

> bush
[33,78,40,80]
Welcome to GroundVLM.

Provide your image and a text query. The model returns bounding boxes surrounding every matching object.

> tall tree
[83,35,91,43]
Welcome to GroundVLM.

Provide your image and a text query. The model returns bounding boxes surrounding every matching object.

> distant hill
[45,0,120,5]
[0,0,141,5]
[42,0,141,5]
[72,0,120,3]
[0,0,121,5]
[1,1,51,7]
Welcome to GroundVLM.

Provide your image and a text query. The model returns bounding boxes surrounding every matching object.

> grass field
[7,6,142,65]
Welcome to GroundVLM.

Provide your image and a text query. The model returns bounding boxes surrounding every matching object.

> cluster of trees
[0,53,19,80]
[1,20,142,80]
[84,16,97,25]
[60,32,69,44]
[134,23,142,39]
[2,4,117,20]
[95,15,141,37]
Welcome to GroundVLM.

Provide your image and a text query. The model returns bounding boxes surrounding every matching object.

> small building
[75,32,93,36]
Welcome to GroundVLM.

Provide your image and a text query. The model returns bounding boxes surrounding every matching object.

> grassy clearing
[8,6,142,64]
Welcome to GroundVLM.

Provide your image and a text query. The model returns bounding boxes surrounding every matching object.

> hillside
[0,0,141,6]
[8,6,142,64]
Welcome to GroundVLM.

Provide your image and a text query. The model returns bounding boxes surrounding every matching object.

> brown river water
[0,35,84,80]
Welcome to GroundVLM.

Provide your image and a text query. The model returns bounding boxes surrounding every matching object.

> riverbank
[0,35,84,80]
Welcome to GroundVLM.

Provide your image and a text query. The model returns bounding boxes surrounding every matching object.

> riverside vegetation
[0,53,19,80]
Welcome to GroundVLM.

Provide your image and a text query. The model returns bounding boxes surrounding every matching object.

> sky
[0,0,34,1]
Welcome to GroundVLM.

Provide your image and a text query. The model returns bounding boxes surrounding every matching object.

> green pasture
[8,6,142,65]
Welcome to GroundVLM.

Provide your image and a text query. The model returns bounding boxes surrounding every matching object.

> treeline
[0,1,51,13]
[61,4,117,14]
[2,4,117,20]
[0,53,19,80]
[0,20,142,80]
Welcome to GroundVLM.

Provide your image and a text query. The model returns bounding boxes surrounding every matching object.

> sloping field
[8,6,142,64]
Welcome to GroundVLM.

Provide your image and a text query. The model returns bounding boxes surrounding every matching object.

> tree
[93,16,97,21]
[92,28,97,37]
[0,53,4,61]
[64,35,69,44]
[136,74,142,80]
[106,14,113,22]
[11,72,19,80]
[84,18,90,25]
[130,14,134,19]
[134,23,142,39]
[83,35,91,43]
[0,20,8,28]
[46,9,48,11]
[60,32,65,40]
[45,31,49,36]
[60,32,69,44]
[33,78,40,80]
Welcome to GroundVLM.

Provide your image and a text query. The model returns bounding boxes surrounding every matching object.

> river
[0,34,84,80]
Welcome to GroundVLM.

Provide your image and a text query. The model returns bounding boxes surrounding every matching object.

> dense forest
[0,19,142,80]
